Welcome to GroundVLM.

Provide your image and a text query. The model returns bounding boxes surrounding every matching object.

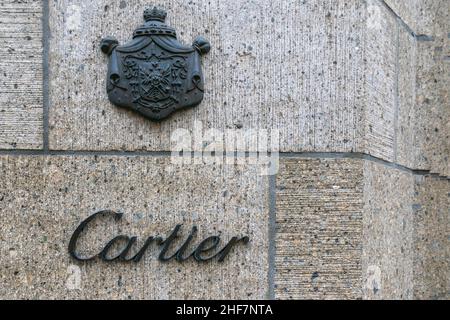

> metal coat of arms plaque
[100,7,211,121]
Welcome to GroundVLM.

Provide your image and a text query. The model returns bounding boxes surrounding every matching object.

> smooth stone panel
[49,0,399,160]
[0,156,269,299]
[362,161,414,300]
[0,0,43,149]
[275,158,364,300]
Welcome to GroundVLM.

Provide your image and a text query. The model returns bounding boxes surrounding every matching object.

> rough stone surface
[385,0,449,36]
[0,0,448,301]
[384,0,420,33]
[362,161,414,300]
[415,37,450,177]
[385,0,449,178]
[0,156,268,299]
[397,27,418,170]
[48,0,401,161]
[413,175,449,300]
[275,158,449,300]
[0,0,43,149]
[415,1,445,37]
[275,158,364,300]
[47,0,367,153]
[363,0,397,162]
[50,0,443,171]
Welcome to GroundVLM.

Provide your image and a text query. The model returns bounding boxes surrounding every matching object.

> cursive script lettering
[68,211,250,263]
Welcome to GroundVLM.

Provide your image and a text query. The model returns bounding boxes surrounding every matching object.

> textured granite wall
[0,0,444,175]
[0,0,43,149]
[362,161,415,300]
[387,0,449,177]
[0,0,448,300]
[275,158,364,300]
[275,158,449,300]
[48,0,368,152]
[413,176,449,300]
[0,156,269,299]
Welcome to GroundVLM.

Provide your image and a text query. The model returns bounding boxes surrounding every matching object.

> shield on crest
[100,7,210,121]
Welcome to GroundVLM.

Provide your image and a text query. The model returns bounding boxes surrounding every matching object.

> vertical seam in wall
[42,0,50,151]
[267,174,277,300]
[393,18,400,162]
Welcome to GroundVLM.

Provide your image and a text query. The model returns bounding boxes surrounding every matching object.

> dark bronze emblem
[100,8,210,121]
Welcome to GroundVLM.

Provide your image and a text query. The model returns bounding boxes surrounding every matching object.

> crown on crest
[144,7,167,22]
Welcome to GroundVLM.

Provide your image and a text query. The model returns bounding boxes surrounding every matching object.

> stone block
[389,3,449,177]
[362,161,414,300]
[48,0,399,162]
[0,156,269,299]
[415,38,450,177]
[274,158,441,300]
[363,0,397,162]
[275,158,364,299]
[412,175,449,299]
[0,0,43,149]
[397,27,419,169]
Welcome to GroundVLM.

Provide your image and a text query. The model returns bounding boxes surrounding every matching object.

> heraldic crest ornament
[100,7,211,121]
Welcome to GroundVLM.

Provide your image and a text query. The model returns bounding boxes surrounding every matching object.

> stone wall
[0,0,43,149]
[275,158,364,299]
[0,0,448,300]
[413,175,449,300]
[0,156,269,299]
